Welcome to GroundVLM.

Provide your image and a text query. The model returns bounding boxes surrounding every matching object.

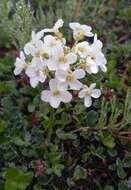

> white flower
[41,79,72,108]
[25,57,47,88]
[14,51,27,75]
[55,69,85,90]
[93,34,103,50]
[78,83,101,107]
[25,40,48,60]
[85,56,98,74]
[74,41,90,58]
[69,22,93,41]
[47,48,77,71]
[43,19,64,33]
[86,34,107,73]
[43,35,63,57]
[24,30,44,55]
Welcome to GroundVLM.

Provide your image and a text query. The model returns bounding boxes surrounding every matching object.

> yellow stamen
[53,90,61,96]
[91,54,96,60]
[85,91,91,96]
[59,56,67,64]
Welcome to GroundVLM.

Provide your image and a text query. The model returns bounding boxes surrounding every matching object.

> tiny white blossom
[14,51,27,75]
[93,34,103,50]
[43,35,63,57]
[26,57,47,88]
[47,49,77,71]
[69,22,93,41]
[25,40,48,60]
[43,19,64,33]
[55,69,85,90]
[79,83,101,107]
[41,79,72,108]
[85,56,98,74]
[74,41,90,58]
[24,31,44,55]
[86,34,107,73]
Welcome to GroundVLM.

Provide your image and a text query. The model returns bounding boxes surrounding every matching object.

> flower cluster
[14,19,107,108]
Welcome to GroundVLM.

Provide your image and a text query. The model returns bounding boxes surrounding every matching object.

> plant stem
[72,0,82,21]
[47,107,55,142]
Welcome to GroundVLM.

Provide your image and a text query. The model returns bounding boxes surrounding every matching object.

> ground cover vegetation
[0,0,131,189]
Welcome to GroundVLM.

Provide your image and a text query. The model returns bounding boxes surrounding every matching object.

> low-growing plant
[0,0,131,190]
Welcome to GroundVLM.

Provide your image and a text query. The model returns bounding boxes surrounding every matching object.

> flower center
[78,62,86,69]
[35,70,41,76]
[78,47,85,53]
[66,73,74,82]
[35,51,49,59]
[52,90,60,96]
[50,42,56,48]
[91,54,96,60]
[85,91,92,96]
[75,29,84,41]
[59,56,67,64]
[76,29,84,36]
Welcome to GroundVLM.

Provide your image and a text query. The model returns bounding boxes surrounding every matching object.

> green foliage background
[0,0,131,189]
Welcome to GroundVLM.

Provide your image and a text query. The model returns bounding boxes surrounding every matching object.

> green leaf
[85,110,98,126]
[56,129,77,140]
[33,184,42,190]
[123,156,131,168]
[0,120,6,133]
[5,167,33,190]
[104,185,114,190]
[99,131,115,148]
[53,164,64,177]
[28,103,36,113]
[118,180,131,190]
[117,166,126,179]
[73,166,86,180]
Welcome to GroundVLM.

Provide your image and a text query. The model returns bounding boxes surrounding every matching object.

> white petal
[58,82,68,91]
[36,30,44,40]
[69,22,80,30]
[85,31,94,37]
[20,51,25,60]
[14,67,23,75]
[44,35,55,44]
[100,64,107,72]
[90,63,99,74]
[94,34,97,42]
[55,70,66,81]
[31,31,35,39]
[66,53,77,64]
[54,19,64,30]
[91,89,101,98]
[59,63,70,70]
[78,90,85,98]
[39,74,46,83]
[49,79,58,90]
[81,25,92,32]
[73,69,85,79]
[26,67,36,77]
[61,91,72,103]
[50,96,61,108]
[32,57,45,68]
[69,80,82,90]
[41,90,51,102]
[30,77,39,88]
[89,83,96,90]
[24,43,35,55]
[84,96,92,107]
[35,40,44,50]
[46,59,58,71]
[43,28,53,33]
